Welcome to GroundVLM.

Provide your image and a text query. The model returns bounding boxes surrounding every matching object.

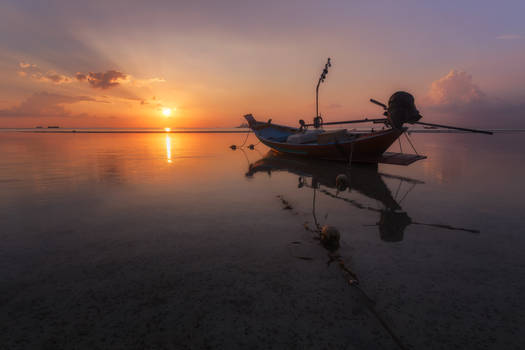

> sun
[162,108,172,117]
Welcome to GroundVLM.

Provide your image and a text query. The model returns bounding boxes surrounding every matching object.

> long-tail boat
[243,58,492,165]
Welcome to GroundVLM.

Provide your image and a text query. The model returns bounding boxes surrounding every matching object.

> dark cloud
[0,91,96,118]
[75,72,87,81]
[84,70,128,89]
[18,64,160,91]
[18,65,128,89]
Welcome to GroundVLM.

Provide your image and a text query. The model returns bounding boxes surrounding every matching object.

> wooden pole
[304,118,388,127]
[411,121,493,135]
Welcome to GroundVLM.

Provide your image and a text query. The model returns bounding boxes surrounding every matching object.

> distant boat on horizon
[47,126,60,128]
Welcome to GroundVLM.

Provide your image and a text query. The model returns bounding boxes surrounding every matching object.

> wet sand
[1,132,524,349]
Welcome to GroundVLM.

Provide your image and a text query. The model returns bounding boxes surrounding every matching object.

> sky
[0,0,524,128]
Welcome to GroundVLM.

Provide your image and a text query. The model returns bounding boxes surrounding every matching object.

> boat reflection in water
[246,151,478,242]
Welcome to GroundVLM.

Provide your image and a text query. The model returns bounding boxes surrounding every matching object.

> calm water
[1,131,524,349]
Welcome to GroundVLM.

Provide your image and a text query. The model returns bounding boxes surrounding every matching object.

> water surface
[1,131,524,349]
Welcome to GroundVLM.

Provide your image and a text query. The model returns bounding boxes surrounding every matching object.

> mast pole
[314,58,331,128]
[316,79,321,121]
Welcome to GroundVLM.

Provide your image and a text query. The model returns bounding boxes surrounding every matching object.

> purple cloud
[83,70,128,89]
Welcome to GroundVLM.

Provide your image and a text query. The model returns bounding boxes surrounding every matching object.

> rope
[312,187,321,231]
[332,254,409,350]
[306,184,409,350]
[394,179,403,201]
[230,130,253,150]
[398,182,416,206]
[239,148,251,167]
[403,132,418,155]
[231,130,261,150]
[239,130,250,147]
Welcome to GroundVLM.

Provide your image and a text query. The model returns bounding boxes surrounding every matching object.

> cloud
[19,61,37,69]
[80,70,129,89]
[130,77,166,87]
[17,63,163,90]
[426,69,485,107]
[423,70,525,128]
[76,71,164,89]
[32,71,73,84]
[496,34,521,40]
[0,91,96,118]
[18,62,72,84]
[75,72,87,81]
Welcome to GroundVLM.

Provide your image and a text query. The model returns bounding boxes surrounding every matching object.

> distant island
[236,123,249,128]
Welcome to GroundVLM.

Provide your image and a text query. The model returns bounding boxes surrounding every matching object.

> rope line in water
[230,131,259,150]
[301,189,409,350]
[333,255,409,350]
[239,130,250,147]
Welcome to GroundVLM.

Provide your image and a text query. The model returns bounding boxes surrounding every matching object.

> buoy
[320,225,340,250]
[335,174,348,191]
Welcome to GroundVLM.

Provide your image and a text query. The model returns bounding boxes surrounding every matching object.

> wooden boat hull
[255,127,403,163]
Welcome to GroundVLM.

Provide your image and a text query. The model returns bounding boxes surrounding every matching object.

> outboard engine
[387,91,422,129]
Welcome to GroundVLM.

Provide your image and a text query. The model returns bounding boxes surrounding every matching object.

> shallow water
[1,131,524,349]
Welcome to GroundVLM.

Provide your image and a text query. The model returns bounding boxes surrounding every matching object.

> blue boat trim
[261,140,309,154]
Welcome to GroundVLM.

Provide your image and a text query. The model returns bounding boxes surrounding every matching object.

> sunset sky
[0,0,524,128]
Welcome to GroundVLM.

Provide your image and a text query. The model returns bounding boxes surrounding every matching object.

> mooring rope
[312,187,321,230]
[239,130,250,147]
[230,130,260,150]
[333,256,408,350]
[403,132,418,155]
[303,219,409,350]
[301,188,409,350]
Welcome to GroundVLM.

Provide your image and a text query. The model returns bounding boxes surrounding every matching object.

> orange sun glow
[162,108,172,117]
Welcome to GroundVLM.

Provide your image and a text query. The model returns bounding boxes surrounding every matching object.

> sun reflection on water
[166,135,172,163]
